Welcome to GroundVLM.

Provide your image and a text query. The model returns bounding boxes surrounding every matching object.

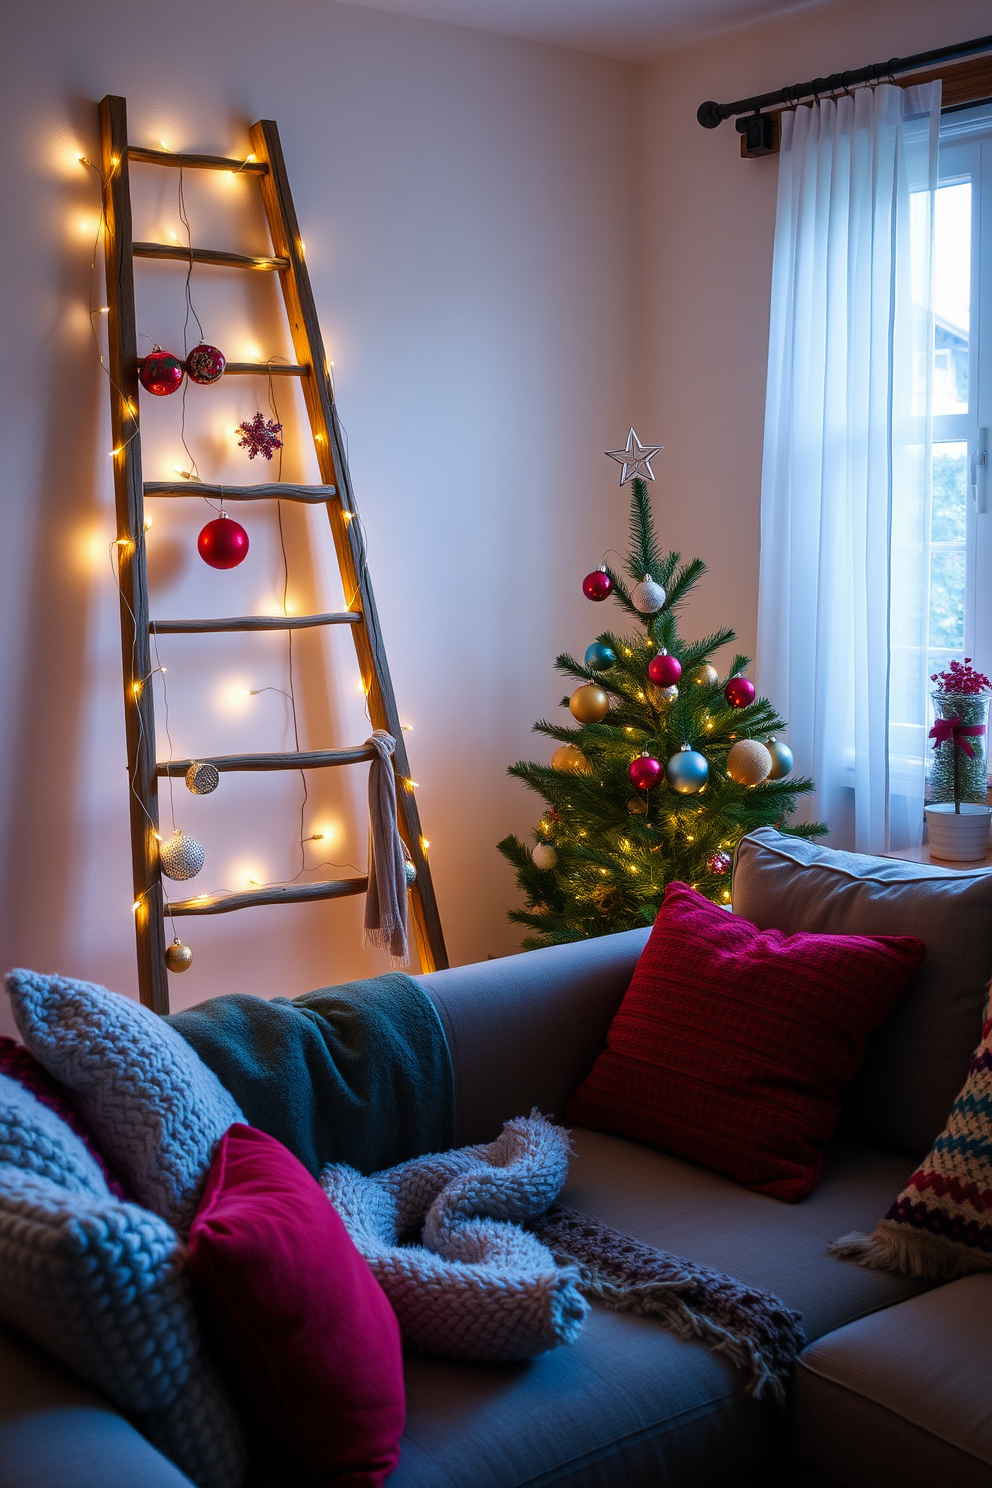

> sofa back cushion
[733,828,992,1159]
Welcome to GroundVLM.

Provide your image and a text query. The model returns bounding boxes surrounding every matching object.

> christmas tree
[498,458,824,948]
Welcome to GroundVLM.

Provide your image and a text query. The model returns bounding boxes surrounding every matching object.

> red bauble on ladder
[139,347,184,396]
[197,514,249,569]
[186,343,227,385]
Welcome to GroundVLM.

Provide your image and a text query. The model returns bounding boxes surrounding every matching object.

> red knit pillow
[566,883,926,1201]
[188,1124,404,1485]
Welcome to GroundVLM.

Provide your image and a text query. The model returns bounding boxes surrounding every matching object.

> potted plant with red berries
[925,658,992,862]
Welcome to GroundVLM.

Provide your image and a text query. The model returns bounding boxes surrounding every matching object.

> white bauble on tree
[159,829,205,881]
[726,739,773,786]
[631,575,666,614]
[531,842,558,870]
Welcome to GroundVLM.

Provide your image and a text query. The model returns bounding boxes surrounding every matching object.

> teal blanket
[167,972,455,1177]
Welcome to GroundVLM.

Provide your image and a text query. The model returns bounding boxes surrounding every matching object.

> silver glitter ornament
[185,761,220,796]
[631,576,666,614]
[531,842,558,871]
[404,857,417,886]
[159,829,205,881]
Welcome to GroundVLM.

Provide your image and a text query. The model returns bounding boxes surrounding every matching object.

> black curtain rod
[697,31,992,129]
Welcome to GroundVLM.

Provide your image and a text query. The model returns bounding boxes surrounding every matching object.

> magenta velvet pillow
[567,883,926,1201]
[187,1123,404,1486]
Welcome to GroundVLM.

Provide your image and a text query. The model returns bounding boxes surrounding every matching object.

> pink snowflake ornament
[237,411,283,461]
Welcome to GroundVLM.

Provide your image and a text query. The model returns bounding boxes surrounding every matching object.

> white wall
[0,0,636,1030]
[638,0,992,671]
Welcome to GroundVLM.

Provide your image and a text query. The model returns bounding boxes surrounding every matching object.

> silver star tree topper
[605,429,663,485]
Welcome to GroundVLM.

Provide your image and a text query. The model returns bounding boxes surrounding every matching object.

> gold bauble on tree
[164,938,193,974]
[726,738,773,786]
[569,684,609,724]
[552,744,592,775]
[695,663,720,688]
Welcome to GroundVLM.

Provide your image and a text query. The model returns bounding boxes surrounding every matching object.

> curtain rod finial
[697,100,724,129]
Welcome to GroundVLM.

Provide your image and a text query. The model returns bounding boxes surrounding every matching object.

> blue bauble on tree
[665,744,710,794]
[585,642,617,671]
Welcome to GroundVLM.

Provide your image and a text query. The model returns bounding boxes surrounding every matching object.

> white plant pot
[924,802,992,862]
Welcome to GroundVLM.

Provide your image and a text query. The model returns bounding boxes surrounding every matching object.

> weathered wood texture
[250,116,449,973]
[133,243,288,271]
[157,745,377,776]
[144,481,335,502]
[128,146,268,174]
[100,96,169,1014]
[219,362,308,376]
[168,877,368,915]
[150,611,361,635]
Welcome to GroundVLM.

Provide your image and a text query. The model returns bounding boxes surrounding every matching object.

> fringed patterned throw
[832,1007,992,1281]
[534,1205,804,1406]
[323,1114,804,1400]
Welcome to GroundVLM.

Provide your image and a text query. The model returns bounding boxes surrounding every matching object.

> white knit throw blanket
[321,1115,588,1361]
[363,730,408,966]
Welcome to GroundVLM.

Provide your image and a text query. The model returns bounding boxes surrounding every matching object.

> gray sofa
[2,827,991,1487]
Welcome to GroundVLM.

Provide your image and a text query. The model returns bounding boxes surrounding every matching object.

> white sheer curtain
[757,82,941,854]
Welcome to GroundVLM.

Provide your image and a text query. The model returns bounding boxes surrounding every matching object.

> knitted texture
[6,970,244,1234]
[833,1008,992,1280]
[0,1165,246,1488]
[321,1114,589,1361]
[534,1204,805,1406]
[567,883,926,1201]
[0,1036,129,1198]
[0,1071,110,1197]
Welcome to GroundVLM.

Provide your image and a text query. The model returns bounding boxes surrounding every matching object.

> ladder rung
[133,242,288,271]
[144,481,335,502]
[222,362,308,376]
[128,146,268,175]
[150,612,361,635]
[167,877,368,916]
[157,744,377,777]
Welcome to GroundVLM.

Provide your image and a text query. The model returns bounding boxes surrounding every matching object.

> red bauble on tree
[628,752,662,790]
[582,567,613,602]
[648,652,682,688]
[724,675,756,709]
[139,347,184,396]
[186,343,227,385]
[197,514,249,570]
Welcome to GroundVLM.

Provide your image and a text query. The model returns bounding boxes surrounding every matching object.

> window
[892,101,992,777]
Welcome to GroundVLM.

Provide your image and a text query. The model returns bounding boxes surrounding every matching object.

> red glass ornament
[139,347,184,397]
[724,676,756,709]
[628,753,662,790]
[648,653,682,688]
[185,343,226,385]
[582,568,613,602]
[706,849,732,876]
[197,515,249,570]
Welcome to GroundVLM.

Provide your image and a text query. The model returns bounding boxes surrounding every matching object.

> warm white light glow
[217,679,257,716]
[230,861,265,890]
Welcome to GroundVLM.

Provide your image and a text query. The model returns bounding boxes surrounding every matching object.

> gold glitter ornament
[164,938,193,974]
[726,738,773,786]
[695,663,720,688]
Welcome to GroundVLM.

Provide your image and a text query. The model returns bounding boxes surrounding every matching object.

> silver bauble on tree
[531,842,558,870]
[631,575,666,614]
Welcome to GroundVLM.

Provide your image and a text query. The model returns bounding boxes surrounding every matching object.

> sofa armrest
[0,1324,195,1488]
[418,928,648,1144]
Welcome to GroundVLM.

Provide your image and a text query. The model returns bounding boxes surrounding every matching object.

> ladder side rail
[249,118,449,973]
[99,96,170,1014]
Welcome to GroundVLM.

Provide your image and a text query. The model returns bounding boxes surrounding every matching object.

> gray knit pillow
[5,970,244,1235]
[0,1071,110,1197]
[0,1163,245,1488]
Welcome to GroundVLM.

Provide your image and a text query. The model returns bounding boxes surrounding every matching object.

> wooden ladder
[98,94,447,1014]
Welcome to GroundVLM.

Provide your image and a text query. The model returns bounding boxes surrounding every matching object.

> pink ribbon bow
[929,718,986,758]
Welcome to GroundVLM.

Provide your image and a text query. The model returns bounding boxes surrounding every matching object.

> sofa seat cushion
[792,1275,992,1487]
[253,1130,929,1488]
